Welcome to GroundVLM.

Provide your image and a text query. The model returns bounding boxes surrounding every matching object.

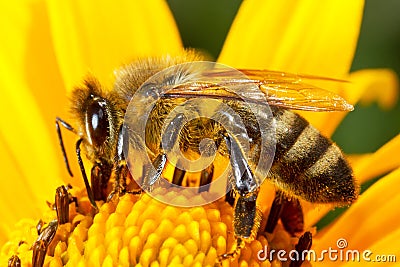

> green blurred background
[167,0,400,227]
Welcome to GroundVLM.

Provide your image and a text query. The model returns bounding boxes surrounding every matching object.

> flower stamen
[7,255,20,267]
[289,231,312,267]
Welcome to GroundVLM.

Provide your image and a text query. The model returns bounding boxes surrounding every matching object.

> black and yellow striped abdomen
[269,106,358,204]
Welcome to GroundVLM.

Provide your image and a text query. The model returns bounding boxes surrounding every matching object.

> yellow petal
[303,202,334,230]
[0,138,38,246]
[46,0,183,91]
[346,153,372,167]
[330,228,400,267]
[359,228,400,266]
[0,0,65,243]
[219,0,364,78]
[355,69,399,109]
[313,167,400,253]
[0,0,68,140]
[0,74,63,243]
[353,133,400,183]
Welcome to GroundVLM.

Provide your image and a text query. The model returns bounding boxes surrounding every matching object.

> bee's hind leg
[219,134,262,262]
[219,237,245,261]
[263,191,309,267]
[219,193,261,262]
[264,190,304,236]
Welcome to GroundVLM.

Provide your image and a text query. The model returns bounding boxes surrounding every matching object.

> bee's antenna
[55,117,74,177]
[76,138,98,211]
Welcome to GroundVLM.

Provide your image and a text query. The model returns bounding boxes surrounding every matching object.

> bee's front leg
[91,161,112,201]
[109,155,143,202]
[108,126,143,201]
[219,134,262,262]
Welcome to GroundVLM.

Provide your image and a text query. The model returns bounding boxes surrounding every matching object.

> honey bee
[56,50,358,261]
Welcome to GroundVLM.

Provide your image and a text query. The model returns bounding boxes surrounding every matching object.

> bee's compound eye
[86,100,109,147]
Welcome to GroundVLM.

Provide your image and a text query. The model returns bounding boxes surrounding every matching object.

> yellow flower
[0,1,399,267]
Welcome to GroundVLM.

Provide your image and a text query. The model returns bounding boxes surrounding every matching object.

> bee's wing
[164,68,353,112]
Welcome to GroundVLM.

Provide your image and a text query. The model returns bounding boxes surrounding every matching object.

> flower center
[1,185,313,267]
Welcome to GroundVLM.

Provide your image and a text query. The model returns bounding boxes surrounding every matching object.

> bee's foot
[106,188,125,202]
[218,251,238,263]
[106,191,117,203]
[127,189,143,195]
[218,238,244,263]
[107,187,142,202]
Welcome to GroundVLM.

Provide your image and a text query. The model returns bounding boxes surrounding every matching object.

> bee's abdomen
[270,108,358,204]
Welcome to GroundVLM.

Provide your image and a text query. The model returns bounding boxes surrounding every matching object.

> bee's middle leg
[219,134,261,261]
[141,153,167,191]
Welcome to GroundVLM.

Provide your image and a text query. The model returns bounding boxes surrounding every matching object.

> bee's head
[70,77,123,161]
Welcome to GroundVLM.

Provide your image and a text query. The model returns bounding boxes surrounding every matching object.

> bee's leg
[172,159,186,186]
[107,162,127,201]
[220,194,260,261]
[219,134,261,261]
[76,138,98,211]
[281,197,304,236]
[55,117,77,177]
[67,188,79,209]
[107,159,143,201]
[91,162,112,201]
[141,153,167,191]
[36,220,45,235]
[265,191,284,233]
[198,164,214,192]
[109,126,142,201]
[110,125,128,200]
[162,112,188,188]
[32,220,58,267]
[225,188,235,206]
[264,190,304,236]
[289,231,312,267]
[8,255,21,267]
